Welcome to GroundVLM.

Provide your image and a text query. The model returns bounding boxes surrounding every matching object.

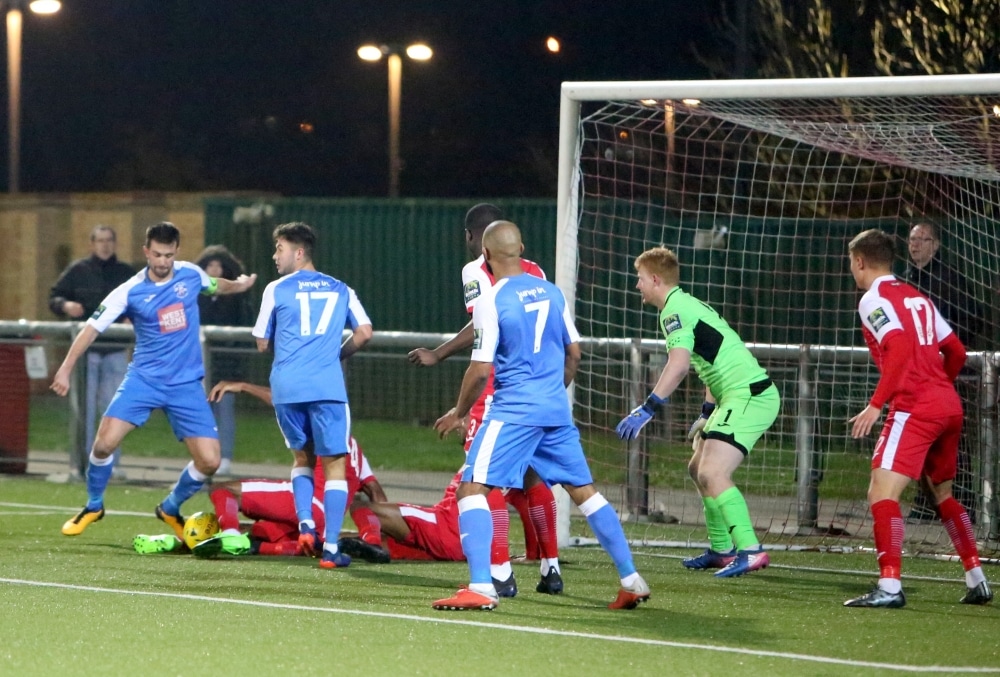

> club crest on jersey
[868,307,890,331]
[173,281,189,299]
[464,280,482,305]
[662,313,682,334]
[157,302,188,333]
[472,328,483,349]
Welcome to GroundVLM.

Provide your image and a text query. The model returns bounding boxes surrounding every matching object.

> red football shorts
[872,409,962,483]
[396,503,464,561]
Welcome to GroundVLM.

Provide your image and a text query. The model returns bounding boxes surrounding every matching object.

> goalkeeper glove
[615,393,668,441]
[686,401,716,440]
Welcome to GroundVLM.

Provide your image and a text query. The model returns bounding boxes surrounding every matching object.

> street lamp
[357,42,432,198]
[6,0,61,193]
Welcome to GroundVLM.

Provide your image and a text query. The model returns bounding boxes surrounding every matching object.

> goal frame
[555,74,1000,546]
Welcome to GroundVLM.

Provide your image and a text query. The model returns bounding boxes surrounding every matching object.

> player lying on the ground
[180,380,389,559]
[132,433,386,558]
[340,467,518,596]
[187,381,517,592]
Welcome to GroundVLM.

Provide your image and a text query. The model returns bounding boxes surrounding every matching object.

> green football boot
[192,532,252,559]
[133,533,183,554]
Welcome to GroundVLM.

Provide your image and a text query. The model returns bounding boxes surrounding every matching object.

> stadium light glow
[357,44,386,61]
[546,36,561,53]
[358,42,434,197]
[28,1,61,14]
[405,43,433,61]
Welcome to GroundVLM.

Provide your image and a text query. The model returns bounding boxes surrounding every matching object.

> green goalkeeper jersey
[659,286,768,398]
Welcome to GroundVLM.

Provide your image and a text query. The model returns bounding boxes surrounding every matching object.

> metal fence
[2,320,997,550]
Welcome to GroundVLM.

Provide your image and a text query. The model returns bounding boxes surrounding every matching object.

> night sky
[12,1,713,197]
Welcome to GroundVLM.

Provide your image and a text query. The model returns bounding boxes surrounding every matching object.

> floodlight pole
[5,0,62,194]
[6,7,22,193]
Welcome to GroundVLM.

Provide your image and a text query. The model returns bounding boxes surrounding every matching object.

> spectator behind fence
[904,221,983,522]
[49,225,135,480]
[195,245,254,477]
[905,221,983,347]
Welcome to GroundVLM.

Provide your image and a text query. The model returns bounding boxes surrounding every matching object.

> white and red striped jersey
[858,274,962,415]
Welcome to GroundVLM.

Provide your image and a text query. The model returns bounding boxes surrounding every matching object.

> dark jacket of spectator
[49,253,135,321]
[195,245,253,380]
[905,256,983,348]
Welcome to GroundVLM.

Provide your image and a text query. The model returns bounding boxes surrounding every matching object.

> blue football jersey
[470,273,581,426]
[253,269,371,405]
[88,261,214,385]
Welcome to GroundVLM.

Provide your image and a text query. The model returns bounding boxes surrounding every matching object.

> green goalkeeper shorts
[702,378,780,456]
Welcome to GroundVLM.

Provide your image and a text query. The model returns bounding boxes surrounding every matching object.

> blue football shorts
[274,401,351,456]
[464,420,593,489]
[105,371,217,441]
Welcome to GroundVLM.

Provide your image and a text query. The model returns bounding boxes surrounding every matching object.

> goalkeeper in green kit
[616,247,780,577]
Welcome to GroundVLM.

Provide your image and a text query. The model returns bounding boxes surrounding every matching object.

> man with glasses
[904,220,983,523]
[905,221,982,347]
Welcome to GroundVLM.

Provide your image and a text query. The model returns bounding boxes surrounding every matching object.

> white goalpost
[556,74,1000,555]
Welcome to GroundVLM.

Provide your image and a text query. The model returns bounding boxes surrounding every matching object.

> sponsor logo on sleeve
[662,313,683,334]
[90,304,107,321]
[464,280,481,305]
[157,302,188,333]
[867,307,890,331]
[472,328,483,349]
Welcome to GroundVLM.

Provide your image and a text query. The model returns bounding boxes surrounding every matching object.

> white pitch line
[1,577,996,674]
[0,501,151,518]
[0,511,63,516]
[641,551,965,585]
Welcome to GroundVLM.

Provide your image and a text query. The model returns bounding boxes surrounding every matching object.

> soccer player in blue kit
[432,220,650,611]
[253,222,373,569]
[52,222,257,538]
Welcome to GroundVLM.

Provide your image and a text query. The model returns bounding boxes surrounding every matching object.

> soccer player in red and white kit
[844,229,991,608]
[207,434,388,557]
[198,381,388,558]
[341,468,518,596]
[205,380,514,587]
[408,203,563,594]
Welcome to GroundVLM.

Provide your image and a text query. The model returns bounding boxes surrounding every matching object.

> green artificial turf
[2,476,997,676]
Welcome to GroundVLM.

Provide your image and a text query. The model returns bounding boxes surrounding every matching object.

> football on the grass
[182,511,220,550]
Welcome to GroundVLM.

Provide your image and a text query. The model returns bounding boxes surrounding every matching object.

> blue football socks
[458,494,493,586]
[580,493,637,579]
[161,462,208,516]
[85,453,114,510]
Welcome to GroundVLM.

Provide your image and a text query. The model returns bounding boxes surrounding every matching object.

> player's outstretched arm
[434,360,490,438]
[50,324,100,396]
[616,347,691,441]
[214,273,257,295]
[341,323,373,360]
[209,380,273,406]
[361,479,389,504]
[408,321,475,367]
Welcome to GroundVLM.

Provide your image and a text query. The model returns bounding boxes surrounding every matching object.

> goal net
[556,75,1000,556]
